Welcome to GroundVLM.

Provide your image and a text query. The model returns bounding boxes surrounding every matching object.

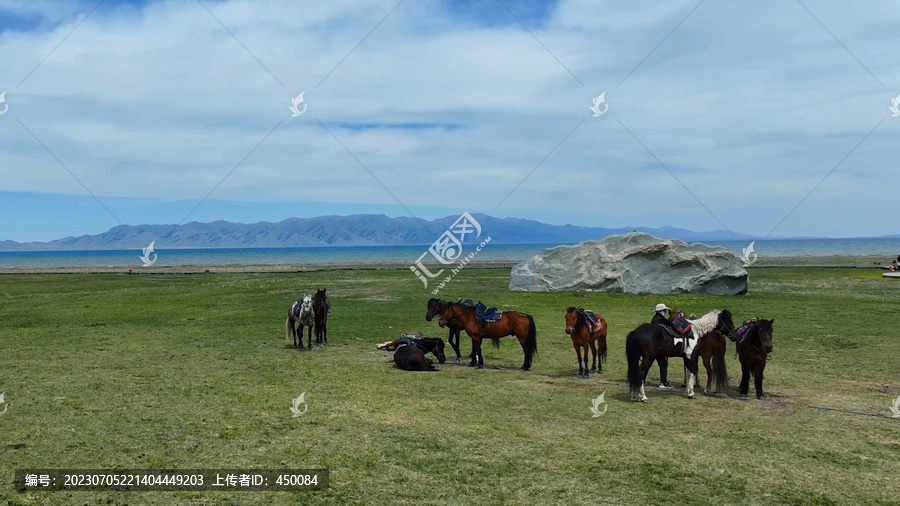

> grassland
[1,267,898,505]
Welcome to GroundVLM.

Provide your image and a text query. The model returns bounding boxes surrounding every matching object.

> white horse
[286,294,315,348]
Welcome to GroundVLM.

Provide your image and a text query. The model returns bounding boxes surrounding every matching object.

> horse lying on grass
[377,333,446,371]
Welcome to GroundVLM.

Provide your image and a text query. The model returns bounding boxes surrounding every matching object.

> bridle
[716,311,737,339]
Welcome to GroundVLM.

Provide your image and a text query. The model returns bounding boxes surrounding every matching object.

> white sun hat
[655,303,671,312]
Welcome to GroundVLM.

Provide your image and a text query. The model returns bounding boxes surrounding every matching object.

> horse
[426,298,536,370]
[626,312,726,402]
[736,318,774,399]
[441,304,471,362]
[285,294,315,349]
[680,309,735,393]
[394,342,434,371]
[564,307,607,378]
[312,288,330,345]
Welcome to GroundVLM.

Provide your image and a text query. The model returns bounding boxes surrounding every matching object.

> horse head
[718,309,735,335]
[299,294,313,317]
[425,298,446,322]
[564,307,578,335]
[757,318,774,353]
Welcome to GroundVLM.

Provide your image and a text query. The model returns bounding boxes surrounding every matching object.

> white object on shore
[883,272,900,278]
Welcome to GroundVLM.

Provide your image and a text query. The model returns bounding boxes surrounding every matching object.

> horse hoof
[687,394,695,399]
[640,397,648,403]
[476,364,484,369]
[757,395,771,401]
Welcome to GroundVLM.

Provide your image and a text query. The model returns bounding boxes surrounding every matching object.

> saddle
[578,309,603,334]
[657,324,681,339]
[733,319,758,343]
[671,314,693,335]
[475,301,502,323]
[396,336,420,350]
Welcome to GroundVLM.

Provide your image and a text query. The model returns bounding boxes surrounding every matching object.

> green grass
[1,267,899,505]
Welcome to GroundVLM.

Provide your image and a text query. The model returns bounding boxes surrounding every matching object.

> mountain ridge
[0,213,758,251]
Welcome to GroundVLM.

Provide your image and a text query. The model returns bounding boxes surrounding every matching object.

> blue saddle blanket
[475,302,502,323]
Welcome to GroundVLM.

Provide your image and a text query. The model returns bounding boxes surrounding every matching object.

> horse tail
[491,338,501,349]
[626,330,643,396]
[712,336,729,390]
[600,337,608,363]
[285,316,292,344]
[525,315,537,361]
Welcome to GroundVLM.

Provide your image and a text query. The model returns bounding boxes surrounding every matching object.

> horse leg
[474,337,484,369]
[449,330,461,361]
[468,336,478,367]
[574,343,583,377]
[581,343,589,377]
[703,352,713,393]
[589,340,597,373]
[683,356,697,399]
[306,325,312,349]
[739,362,750,396]
[518,334,531,372]
[637,357,652,402]
[755,366,767,399]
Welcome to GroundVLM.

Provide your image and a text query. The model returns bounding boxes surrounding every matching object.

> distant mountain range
[0,214,756,251]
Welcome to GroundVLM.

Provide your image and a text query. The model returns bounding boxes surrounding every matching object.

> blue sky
[0,0,898,242]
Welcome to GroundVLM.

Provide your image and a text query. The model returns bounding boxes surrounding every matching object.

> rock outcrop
[509,232,747,295]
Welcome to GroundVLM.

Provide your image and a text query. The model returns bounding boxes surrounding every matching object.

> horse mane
[688,309,721,338]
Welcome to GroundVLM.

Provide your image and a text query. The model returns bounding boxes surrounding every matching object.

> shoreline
[0,257,893,274]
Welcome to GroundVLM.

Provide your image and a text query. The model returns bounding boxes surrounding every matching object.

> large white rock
[509,232,748,295]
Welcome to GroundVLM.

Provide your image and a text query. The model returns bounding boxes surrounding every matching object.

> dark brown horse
[426,298,536,370]
[392,337,445,371]
[312,288,330,345]
[564,307,607,377]
[440,307,470,362]
[736,319,774,399]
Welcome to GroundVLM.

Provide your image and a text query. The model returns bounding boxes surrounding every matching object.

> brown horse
[680,309,735,393]
[426,298,536,370]
[564,307,607,377]
[690,329,730,393]
[736,319,774,399]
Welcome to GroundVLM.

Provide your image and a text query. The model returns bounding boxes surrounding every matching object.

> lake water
[1,238,898,269]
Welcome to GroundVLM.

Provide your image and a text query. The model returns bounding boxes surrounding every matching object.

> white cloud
[0,0,898,237]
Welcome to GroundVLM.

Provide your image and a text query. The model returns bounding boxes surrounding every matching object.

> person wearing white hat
[650,303,675,390]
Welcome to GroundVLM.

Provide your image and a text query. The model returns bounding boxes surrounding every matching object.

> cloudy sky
[0,0,897,242]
